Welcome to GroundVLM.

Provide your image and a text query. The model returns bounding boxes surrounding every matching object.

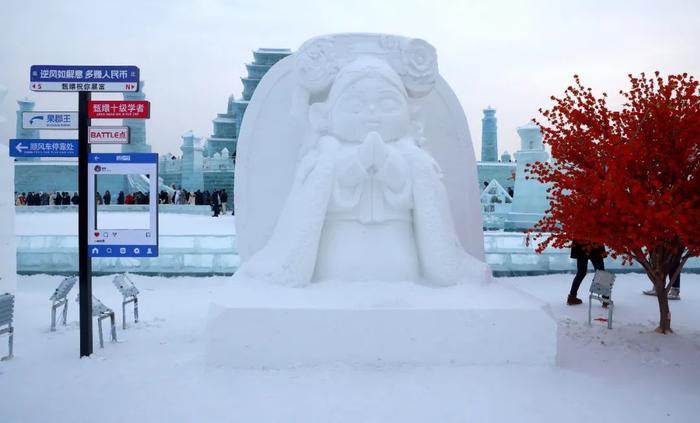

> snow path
[1,273,698,422]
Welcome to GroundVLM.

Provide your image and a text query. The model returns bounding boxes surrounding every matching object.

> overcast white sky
[1,0,698,158]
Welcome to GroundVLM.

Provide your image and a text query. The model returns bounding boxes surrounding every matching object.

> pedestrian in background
[568,240,606,305]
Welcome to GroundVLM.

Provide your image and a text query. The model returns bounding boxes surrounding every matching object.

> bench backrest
[91,296,112,316]
[0,293,14,326]
[590,270,615,297]
[50,276,77,302]
[112,274,139,298]
[75,293,112,316]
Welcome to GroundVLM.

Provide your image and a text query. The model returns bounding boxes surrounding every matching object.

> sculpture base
[206,281,556,368]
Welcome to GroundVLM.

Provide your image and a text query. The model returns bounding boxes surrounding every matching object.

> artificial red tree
[527,72,700,333]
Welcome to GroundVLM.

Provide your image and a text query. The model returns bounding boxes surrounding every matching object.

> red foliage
[527,72,700,332]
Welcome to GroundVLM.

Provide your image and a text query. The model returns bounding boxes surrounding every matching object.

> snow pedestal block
[206,281,557,368]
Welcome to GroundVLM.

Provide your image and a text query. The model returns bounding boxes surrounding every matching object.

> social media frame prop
[87,153,158,257]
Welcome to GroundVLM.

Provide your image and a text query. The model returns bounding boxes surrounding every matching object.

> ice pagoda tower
[481,106,498,162]
[205,48,292,158]
[476,106,515,192]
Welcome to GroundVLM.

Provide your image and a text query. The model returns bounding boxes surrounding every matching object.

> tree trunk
[654,277,673,334]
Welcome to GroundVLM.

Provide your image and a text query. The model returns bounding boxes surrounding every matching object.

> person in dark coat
[71,192,79,205]
[568,240,606,305]
[117,191,125,205]
[211,190,221,217]
[103,190,111,205]
[219,189,228,214]
[62,192,71,205]
[203,190,211,206]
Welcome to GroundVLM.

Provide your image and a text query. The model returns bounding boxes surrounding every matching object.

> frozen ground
[1,273,699,422]
[16,212,236,235]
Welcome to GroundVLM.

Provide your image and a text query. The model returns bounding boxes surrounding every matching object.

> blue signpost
[9,139,78,158]
[17,64,145,358]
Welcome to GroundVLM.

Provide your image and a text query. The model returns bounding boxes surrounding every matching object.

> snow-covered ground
[15,212,236,236]
[1,273,699,422]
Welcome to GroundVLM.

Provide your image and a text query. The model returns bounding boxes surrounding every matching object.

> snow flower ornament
[297,38,343,93]
[400,38,438,97]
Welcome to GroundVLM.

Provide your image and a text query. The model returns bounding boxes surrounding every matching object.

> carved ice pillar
[0,84,17,293]
[180,131,204,191]
[505,122,550,230]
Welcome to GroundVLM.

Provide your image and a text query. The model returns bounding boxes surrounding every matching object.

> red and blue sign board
[88,100,150,119]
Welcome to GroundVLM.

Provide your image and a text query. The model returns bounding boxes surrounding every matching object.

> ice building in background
[505,122,550,230]
[481,106,498,162]
[476,109,551,231]
[476,108,516,192]
[203,48,292,158]
[160,48,292,200]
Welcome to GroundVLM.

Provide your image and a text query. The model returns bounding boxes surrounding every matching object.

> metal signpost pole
[78,91,93,357]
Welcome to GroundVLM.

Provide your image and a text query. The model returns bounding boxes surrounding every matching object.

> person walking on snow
[567,240,606,305]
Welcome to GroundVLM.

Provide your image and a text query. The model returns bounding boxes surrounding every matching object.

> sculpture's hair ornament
[325,57,408,107]
[290,34,438,127]
[296,35,438,100]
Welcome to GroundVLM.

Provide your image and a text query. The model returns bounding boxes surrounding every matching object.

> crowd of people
[15,192,78,206]
[161,186,230,217]
[16,186,232,217]
[95,190,150,205]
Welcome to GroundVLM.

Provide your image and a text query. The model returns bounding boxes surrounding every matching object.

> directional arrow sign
[22,111,78,129]
[9,139,79,157]
[15,142,28,154]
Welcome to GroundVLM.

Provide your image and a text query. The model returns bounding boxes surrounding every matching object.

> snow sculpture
[234,34,490,286]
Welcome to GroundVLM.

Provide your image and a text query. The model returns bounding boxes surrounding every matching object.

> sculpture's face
[329,76,410,143]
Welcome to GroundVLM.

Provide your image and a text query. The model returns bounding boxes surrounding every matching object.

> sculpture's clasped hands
[358,131,388,174]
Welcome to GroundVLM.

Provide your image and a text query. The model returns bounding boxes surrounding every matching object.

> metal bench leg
[98,317,104,348]
[122,301,127,330]
[51,304,57,331]
[587,294,593,326]
[110,313,117,342]
[608,304,613,330]
[62,302,68,326]
[133,297,138,324]
[1,327,12,361]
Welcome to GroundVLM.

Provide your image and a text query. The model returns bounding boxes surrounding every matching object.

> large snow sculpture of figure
[234,35,490,287]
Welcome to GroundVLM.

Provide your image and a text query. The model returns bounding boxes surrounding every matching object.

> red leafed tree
[527,72,700,333]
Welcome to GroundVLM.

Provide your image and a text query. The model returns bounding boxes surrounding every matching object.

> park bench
[49,275,77,331]
[589,270,615,329]
[1,293,15,360]
[112,274,139,329]
[76,294,117,348]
